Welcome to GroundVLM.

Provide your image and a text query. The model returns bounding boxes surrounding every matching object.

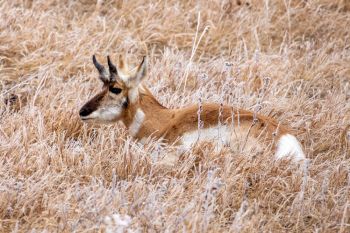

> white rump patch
[275,134,305,161]
[129,108,145,137]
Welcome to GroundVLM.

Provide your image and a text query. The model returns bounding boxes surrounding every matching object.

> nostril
[79,108,90,117]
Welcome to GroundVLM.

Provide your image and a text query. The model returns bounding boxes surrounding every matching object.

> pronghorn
[79,55,305,163]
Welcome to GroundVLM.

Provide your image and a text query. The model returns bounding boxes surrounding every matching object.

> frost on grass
[0,0,350,232]
[104,213,133,233]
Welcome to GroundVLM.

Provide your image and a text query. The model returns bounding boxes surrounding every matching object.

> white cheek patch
[91,106,123,121]
[129,108,145,137]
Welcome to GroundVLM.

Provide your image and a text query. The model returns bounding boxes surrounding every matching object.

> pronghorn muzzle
[79,91,105,118]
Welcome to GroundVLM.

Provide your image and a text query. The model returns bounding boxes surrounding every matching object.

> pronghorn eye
[109,87,122,95]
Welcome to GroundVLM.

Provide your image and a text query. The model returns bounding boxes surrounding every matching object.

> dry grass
[0,0,349,232]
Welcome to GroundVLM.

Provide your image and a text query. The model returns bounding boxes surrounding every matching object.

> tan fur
[80,55,303,162]
[121,86,287,148]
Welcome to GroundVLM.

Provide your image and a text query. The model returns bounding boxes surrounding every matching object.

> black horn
[92,55,105,74]
[92,55,108,83]
[107,55,117,74]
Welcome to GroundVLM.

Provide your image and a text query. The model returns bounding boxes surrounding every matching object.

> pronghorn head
[79,55,147,123]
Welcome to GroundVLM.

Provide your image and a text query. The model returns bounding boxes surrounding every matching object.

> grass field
[0,0,349,232]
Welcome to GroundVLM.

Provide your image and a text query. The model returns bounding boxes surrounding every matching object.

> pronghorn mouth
[80,116,94,121]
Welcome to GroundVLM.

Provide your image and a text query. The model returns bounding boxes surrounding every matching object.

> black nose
[79,108,91,117]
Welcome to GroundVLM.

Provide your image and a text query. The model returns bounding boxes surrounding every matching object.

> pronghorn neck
[122,86,172,140]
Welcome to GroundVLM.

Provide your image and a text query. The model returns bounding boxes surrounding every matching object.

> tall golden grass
[0,0,349,232]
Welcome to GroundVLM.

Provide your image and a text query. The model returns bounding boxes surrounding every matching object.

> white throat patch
[129,88,139,103]
[129,108,145,137]
[129,85,146,103]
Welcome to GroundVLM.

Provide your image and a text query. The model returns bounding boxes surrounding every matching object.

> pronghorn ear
[128,56,147,88]
[92,55,109,84]
[118,55,128,72]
